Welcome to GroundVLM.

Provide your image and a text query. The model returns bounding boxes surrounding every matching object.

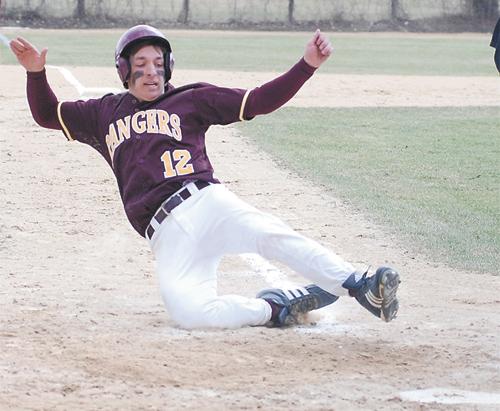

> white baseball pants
[147,183,355,329]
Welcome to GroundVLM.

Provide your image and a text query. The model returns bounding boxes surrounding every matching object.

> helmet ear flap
[117,55,131,89]
[169,52,175,73]
[165,51,175,83]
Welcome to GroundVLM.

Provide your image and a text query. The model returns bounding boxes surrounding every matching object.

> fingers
[314,29,333,56]
[9,39,24,55]
[40,48,48,62]
[304,28,333,68]
[10,37,38,55]
[9,37,47,59]
[311,28,321,43]
[320,42,333,57]
[16,36,37,51]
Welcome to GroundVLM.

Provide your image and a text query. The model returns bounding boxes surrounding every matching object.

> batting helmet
[115,24,174,89]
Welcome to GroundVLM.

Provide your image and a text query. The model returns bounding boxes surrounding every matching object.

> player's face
[128,45,165,101]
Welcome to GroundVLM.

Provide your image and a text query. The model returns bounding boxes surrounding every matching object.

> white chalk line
[240,253,297,289]
[0,32,11,47]
[399,388,500,405]
[45,64,121,98]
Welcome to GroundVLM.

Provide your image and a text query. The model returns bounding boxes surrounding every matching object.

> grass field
[238,107,499,273]
[1,28,498,273]
[0,28,495,76]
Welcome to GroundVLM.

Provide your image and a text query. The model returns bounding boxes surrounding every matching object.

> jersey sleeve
[244,58,316,118]
[26,69,61,130]
[191,86,250,126]
[57,98,103,150]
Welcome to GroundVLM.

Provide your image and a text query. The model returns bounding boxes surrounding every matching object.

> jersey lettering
[131,111,147,134]
[170,114,182,141]
[161,149,194,179]
[157,110,173,137]
[106,109,182,163]
[146,110,159,133]
[116,116,131,141]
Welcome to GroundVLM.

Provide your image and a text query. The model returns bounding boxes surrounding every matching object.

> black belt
[146,180,210,240]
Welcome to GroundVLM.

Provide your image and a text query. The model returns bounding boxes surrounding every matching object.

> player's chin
[139,87,163,101]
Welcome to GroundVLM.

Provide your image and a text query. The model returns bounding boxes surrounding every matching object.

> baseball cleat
[343,267,400,322]
[257,285,339,327]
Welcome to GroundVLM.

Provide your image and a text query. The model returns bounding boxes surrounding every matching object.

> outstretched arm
[10,37,61,129]
[244,30,332,118]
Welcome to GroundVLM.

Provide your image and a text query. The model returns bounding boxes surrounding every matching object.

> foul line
[240,253,297,290]
[45,64,121,98]
[400,388,500,405]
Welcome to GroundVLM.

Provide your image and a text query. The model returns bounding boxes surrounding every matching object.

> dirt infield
[1,65,499,410]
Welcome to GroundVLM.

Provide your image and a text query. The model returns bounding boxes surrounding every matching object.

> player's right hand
[9,37,48,72]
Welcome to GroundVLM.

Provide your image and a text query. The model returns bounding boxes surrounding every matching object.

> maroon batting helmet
[115,24,174,89]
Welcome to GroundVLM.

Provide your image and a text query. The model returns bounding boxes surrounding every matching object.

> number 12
[161,149,194,178]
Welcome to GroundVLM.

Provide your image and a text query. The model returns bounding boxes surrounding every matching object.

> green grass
[0,28,496,76]
[237,107,500,273]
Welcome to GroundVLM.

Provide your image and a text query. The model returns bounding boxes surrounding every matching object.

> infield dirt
[1,65,499,410]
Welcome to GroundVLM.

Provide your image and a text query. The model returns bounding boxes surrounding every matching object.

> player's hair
[126,40,166,59]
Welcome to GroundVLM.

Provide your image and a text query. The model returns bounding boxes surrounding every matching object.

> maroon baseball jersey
[57,83,247,235]
[26,58,316,237]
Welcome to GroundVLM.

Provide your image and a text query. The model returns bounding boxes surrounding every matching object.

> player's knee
[164,295,233,329]
[160,280,239,329]
[168,301,219,329]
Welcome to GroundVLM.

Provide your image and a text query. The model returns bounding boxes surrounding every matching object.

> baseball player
[10,25,400,329]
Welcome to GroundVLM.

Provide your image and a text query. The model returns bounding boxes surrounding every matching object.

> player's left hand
[304,29,333,68]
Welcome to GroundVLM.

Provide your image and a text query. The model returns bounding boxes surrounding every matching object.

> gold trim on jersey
[239,89,251,121]
[57,102,74,141]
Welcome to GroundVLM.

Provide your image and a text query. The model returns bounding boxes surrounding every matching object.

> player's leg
[207,185,400,324]
[148,189,271,329]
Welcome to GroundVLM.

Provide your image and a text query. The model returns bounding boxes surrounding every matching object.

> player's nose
[143,61,157,76]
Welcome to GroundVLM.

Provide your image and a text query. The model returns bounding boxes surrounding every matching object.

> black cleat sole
[379,268,400,322]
